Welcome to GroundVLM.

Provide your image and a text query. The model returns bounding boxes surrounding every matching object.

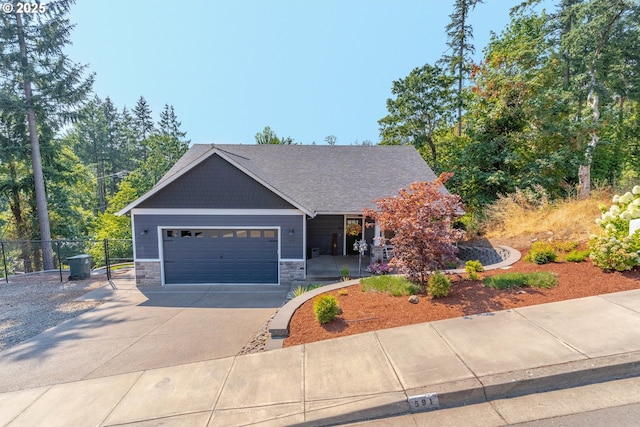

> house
[117,144,439,286]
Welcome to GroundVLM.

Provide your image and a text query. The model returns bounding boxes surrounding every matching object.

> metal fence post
[56,241,63,283]
[104,238,111,280]
[1,242,8,284]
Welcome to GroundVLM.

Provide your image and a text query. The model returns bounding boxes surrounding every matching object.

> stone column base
[134,261,161,286]
[280,260,305,282]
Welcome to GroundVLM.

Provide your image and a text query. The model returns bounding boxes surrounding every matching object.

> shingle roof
[119,144,440,216]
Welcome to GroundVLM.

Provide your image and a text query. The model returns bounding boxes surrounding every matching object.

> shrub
[553,240,579,253]
[590,187,640,271]
[483,272,558,289]
[589,233,640,271]
[361,275,420,296]
[465,260,484,280]
[427,271,451,298]
[287,284,322,300]
[565,250,590,263]
[340,267,349,277]
[313,295,340,324]
[524,241,557,264]
[367,261,392,275]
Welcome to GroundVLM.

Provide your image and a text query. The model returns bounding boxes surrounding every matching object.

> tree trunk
[15,12,54,270]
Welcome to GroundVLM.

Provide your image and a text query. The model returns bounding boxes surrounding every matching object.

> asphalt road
[346,376,640,426]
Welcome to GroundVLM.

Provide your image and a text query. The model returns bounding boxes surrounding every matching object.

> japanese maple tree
[364,173,465,286]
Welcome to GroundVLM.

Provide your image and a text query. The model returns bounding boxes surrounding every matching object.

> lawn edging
[266,245,521,350]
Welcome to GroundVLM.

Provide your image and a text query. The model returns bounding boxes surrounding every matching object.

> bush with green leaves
[483,272,558,289]
[427,271,451,298]
[524,241,557,265]
[565,249,590,263]
[465,260,484,280]
[589,186,640,271]
[313,295,340,324]
[589,233,640,271]
[553,240,579,253]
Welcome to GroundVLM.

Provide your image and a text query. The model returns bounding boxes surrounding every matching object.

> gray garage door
[162,228,279,284]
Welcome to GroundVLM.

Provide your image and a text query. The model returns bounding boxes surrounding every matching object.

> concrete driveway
[0,274,290,393]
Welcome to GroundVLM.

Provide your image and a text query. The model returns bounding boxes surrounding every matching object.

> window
[250,230,262,238]
[222,230,234,238]
[209,230,221,238]
[236,230,247,238]
[264,230,276,238]
[181,230,191,238]
[194,231,204,238]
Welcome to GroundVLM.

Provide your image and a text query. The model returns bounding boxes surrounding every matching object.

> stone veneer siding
[280,260,305,282]
[135,261,162,286]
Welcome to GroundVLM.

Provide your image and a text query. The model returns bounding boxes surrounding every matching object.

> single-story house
[117,144,439,286]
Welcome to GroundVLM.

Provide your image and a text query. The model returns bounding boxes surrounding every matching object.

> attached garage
[161,228,279,285]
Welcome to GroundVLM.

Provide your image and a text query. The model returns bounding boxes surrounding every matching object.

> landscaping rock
[408,295,419,304]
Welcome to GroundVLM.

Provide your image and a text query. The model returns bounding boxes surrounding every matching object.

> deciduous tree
[379,64,454,169]
[364,173,465,286]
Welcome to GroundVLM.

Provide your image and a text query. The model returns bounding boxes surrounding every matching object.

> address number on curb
[408,392,439,412]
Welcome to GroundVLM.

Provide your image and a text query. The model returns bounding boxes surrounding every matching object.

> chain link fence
[0,239,133,283]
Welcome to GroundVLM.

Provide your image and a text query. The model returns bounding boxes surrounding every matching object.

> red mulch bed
[283,259,640,347]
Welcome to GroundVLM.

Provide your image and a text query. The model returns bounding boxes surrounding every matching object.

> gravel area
[0,272,110,352]
[238,311,277,355]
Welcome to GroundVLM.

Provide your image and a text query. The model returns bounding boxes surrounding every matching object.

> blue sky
[66,0,552,146]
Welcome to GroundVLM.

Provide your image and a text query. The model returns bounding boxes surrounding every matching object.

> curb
[298,350,640,426]
[267,246,521,348]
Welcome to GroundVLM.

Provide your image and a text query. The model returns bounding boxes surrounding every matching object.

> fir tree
[132,96,155,160]
[158,104,188,143]
[0,0,94,269]
[440,0,483,136]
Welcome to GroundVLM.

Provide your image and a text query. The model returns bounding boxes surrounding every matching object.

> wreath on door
[346,222,362,236]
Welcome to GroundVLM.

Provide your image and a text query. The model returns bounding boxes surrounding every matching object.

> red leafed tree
[364,173,465,286]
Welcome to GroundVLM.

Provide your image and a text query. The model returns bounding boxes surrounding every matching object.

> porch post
[374,221,381,246]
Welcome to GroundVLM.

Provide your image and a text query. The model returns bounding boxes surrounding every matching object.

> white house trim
[131,208,305,216]
[157,225,282,286]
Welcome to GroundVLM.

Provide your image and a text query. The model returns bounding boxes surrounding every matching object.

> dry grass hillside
[475,186,613,249]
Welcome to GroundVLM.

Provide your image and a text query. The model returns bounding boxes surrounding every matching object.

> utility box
[67,254,92,280]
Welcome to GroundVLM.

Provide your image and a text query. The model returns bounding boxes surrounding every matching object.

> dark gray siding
[307,215,343,256]
[133,214,304,259]
[364,217,375,246]
[138,154,294,209]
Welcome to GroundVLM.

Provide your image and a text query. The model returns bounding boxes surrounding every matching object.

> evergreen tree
[158,104,188,143]
[440,0,483,136]
[118,107,139,172]
[132,96,155,160]
[0,0,94,269]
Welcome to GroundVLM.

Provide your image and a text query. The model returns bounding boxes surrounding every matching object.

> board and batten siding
[132,213,305,260]
[306,215,344,255]
[137,154,295,210]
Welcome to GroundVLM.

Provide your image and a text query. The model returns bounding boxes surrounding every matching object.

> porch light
[288,228,295,236]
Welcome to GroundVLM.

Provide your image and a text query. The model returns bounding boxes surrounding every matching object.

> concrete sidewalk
[2,289,640,426]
